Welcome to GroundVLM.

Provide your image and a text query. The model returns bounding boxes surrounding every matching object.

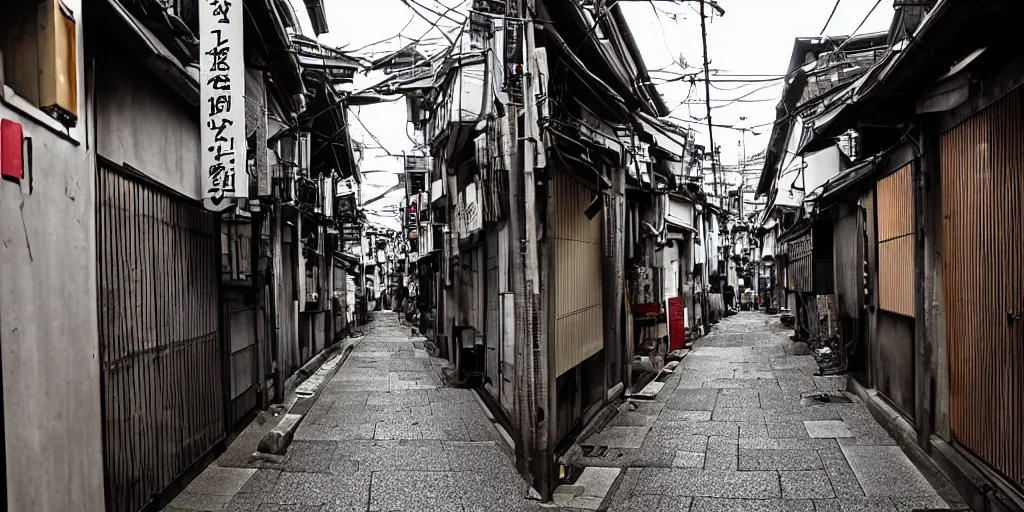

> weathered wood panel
[554,172,604,377]
[877,164,915,317]
[833,212,863,320]
[940,88,1024,491]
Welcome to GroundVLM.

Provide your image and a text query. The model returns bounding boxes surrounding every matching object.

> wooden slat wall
[941,89,1024,491]
[554,172,604,377]
[97,166,224,512]
[876,164,915,317]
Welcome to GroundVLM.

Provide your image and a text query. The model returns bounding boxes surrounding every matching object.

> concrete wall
[0,0,106,508]
[94,48,201,200]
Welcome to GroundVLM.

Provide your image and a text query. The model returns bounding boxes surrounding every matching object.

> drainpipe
[268,204,283,403]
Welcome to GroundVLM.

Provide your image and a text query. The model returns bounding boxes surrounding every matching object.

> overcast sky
[294,0,895,228]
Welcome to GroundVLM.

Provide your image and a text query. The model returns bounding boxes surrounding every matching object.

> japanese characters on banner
[200,0,246,207]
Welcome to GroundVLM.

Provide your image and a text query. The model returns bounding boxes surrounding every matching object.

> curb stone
[257,335,365,455]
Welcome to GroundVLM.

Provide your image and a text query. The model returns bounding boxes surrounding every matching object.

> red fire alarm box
[1,119,24,180]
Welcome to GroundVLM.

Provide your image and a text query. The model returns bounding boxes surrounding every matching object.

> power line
[648,1,689,69]
[351,108,395,156]
[835,0,883,52]
[654,73,787,85]
[348,15,417,53]
[820,0,841,35]
[398,0,457,45]
[664,80,782,109]
[404,0,466,27]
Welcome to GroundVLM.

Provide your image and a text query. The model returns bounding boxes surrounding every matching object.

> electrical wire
[835,0,884,53]
[398,0,457,45]
[351,108,396,156]
[654,73,787,85]
[403,0,466,27]
[648,1,689,69]
[305,2,463,125]
[349,15,417,54]
[820,0,842,35]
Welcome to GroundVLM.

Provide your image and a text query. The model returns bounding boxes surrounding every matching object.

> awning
[637,112,687,161]
[820,157,877,201]
[778,220,811,245]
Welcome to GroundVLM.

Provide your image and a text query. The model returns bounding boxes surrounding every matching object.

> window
[0,0,78,128]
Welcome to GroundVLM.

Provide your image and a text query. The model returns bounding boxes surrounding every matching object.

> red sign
[0,119,23,180]
[668,296,685,351]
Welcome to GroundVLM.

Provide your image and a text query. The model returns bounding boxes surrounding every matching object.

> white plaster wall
[0,0,106,508]
[95,55,201,200]
[802,145,844,198]
[662,244,680,300]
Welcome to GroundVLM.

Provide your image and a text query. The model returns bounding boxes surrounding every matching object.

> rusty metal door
[940,89,1024,491]
[97,165,225,512]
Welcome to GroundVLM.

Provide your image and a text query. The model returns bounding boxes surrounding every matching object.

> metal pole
[699,0,719,202]
[518,0,549,498]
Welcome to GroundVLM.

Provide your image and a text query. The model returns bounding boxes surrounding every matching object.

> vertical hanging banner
[201,0,246,209]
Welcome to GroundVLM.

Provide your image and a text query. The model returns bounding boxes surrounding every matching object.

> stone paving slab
[804,420,853,438]
[780,470,835,499]
[369,470,461,512]
[704,437,738,470]
[636,468,782,499]
[178,466,256,496]
[689,497,814,512]
[765,419,808,438]
[671,450,706,468]
[841,445,942,498]
[587,426,651,449]
[738,448,823,471]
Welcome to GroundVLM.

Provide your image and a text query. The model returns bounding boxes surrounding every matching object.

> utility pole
[513,0,549,499]
[699,0,719,203]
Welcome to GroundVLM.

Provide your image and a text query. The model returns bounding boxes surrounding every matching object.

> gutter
[252,0,307,112]
[609,6,669,116]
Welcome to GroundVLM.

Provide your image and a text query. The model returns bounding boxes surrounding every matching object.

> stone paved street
[168,312,959,512]
[167,313,536,512]
[581,312,954,512]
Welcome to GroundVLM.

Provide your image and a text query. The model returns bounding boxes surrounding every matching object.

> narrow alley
[166,313,536,512]
[2,0,1021,511]
[168,312,960,511]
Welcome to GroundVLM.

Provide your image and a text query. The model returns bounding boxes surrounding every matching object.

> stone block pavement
[165,313,537,512]
[579,312,961,512]
[165,311,963,512]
